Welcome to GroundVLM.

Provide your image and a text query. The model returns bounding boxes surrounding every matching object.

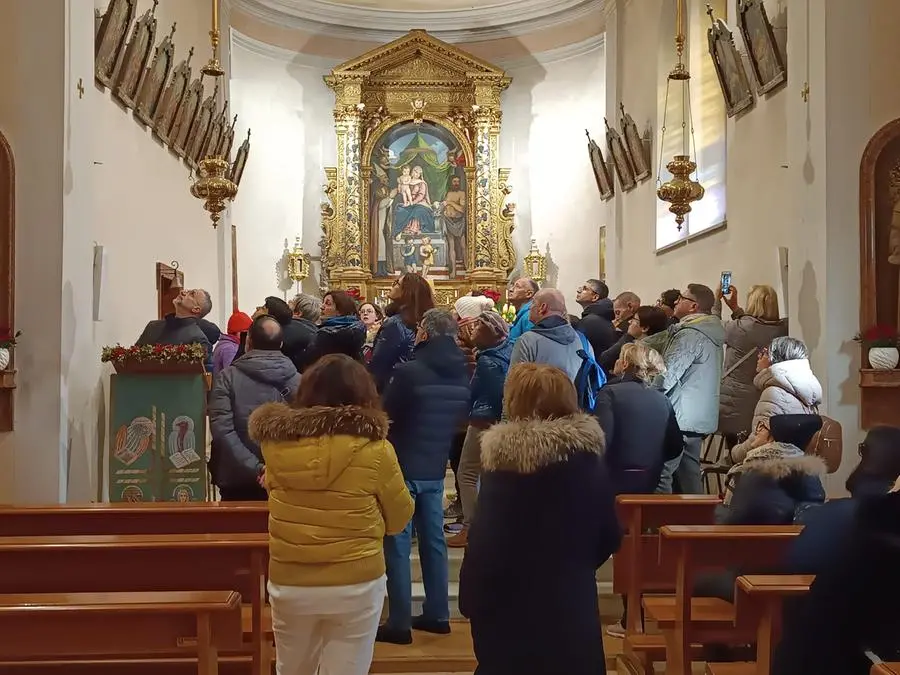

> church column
[785,0,873,490]
[471,77,503,280]
[602,0,624,289]
[331,78,365,275]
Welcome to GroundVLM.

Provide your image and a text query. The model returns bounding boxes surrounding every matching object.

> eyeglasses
[678,293,698,304]
[757,346,769,358]
[858,441,866,457]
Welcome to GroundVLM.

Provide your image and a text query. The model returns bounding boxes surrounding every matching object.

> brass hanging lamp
[656,0,705,230]
[190,0,237,228]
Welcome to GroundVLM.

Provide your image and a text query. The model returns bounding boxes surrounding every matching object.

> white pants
[268,576,386,675]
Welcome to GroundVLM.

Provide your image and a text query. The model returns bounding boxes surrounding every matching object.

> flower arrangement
[0,327,22,349]
[101,343,207,365]
[345,287,363,303]
[479,288,501,305]
[853,325,899,349]
[499,303,517,324]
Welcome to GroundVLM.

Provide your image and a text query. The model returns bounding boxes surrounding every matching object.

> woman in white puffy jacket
[728,336,823,465]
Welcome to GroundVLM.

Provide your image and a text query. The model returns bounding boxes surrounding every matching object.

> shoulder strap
[722,348,756,381]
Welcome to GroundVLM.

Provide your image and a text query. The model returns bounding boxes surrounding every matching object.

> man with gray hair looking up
[379,309,471,645]
[511,288,595,382]
[136,288,212,352]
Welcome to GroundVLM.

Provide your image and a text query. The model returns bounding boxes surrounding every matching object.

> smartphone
[720,270,732,295]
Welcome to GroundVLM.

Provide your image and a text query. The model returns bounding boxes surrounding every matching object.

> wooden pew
[704,574,814,675]
[873,664,900,675]
[0,533,268,675]
[614,495,721,674]
[644,525,802,675]
[0,590,242,675]
[0,502,268,537]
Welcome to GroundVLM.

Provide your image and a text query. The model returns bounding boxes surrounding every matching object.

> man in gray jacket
[209,315,300,500]
[657,283,725,494]
[510,288,593,382]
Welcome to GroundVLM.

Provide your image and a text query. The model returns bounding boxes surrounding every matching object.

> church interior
[0,0,899,673]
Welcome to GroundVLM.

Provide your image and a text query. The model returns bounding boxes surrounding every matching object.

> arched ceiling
[232,0,604,43]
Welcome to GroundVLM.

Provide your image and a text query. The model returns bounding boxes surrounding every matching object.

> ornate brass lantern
[522,239,547,283]
[287,236,311,289]
[190,157,236,228]
[657,0,705,229]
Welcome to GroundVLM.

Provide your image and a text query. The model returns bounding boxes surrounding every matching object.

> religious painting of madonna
[369,121,468,279]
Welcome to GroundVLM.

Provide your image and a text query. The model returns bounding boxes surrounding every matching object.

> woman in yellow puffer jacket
[249,353,413,675]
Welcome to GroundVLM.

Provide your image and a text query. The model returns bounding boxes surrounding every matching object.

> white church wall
[0,0,216,503]
[229,31,605,311]
[613,0,790,308]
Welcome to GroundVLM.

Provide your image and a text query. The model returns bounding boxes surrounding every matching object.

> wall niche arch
[858,117,900,428]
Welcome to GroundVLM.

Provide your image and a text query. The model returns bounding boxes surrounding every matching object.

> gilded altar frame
[320,30,517,307]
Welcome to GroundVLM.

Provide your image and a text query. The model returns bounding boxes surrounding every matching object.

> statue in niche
[619,103,650,182]
[135,22,176,127]
[95,0,136,87]
[171,78,204,158]
[187,84,219,166]
[154,48,193,146]
[113,0,159,109]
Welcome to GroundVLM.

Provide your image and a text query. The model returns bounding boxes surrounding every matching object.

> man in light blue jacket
[656,283,724,494]
[507,277,538,344]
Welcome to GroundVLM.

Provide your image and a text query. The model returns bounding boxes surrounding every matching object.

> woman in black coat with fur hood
[459,363,622,675]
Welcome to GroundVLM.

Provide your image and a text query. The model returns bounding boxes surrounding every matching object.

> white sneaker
[605,621,625,639]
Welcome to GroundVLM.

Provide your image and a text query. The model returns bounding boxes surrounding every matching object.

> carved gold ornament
[287,236,312,286]
[190,157,236,228]
[320,30,517,305]
[522,239,547,283]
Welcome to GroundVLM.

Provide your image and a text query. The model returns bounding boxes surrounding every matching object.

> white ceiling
[234,0,602,41]
[320,0,516,9]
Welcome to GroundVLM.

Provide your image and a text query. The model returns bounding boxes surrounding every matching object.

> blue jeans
[383,479,449,631]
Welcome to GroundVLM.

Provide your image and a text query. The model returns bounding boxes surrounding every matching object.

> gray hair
[198,290,213,318]
[768,336,809,364]
[420,308,458,339]
[291,293,321,323]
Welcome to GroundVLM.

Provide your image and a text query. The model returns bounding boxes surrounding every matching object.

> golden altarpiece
[320,30,517,306]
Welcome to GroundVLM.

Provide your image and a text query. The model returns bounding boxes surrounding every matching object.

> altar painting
[370,121,468,279]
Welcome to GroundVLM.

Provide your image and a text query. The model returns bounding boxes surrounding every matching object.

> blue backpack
[574,332,606,412]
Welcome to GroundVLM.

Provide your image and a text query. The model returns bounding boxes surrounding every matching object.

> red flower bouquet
[853,325,899,348]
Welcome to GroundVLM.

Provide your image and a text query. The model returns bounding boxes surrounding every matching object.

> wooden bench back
[613,495,720,594]
[0,503,268,537]
[0,533,268,600]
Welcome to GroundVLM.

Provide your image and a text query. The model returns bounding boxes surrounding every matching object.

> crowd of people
[135,276,900,675]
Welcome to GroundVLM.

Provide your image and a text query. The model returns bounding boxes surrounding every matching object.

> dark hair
[294,354,380,410]
[358,302,384,321]
[395,273,435,328]
[635,305,669,335]
[660,289,680,309]
[248,315,283,351]
[524,278,541,295]
[687,283,716,313]
[324,290,359,317]
[846,426,900,494]
[586,279,608,299]
[264,296,293,325]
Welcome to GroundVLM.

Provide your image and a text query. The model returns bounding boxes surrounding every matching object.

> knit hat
[455,295,495,321]
[226,311,253,336]
[769,414,823,450]
[477,310,510,338]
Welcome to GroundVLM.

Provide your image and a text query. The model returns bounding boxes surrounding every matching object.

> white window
[656,0,727,251]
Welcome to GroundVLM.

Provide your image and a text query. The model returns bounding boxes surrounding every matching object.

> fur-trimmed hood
[480,414,605,475]
[250,403,390,492]
[732,441,828,480]
[249,403,388,443]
